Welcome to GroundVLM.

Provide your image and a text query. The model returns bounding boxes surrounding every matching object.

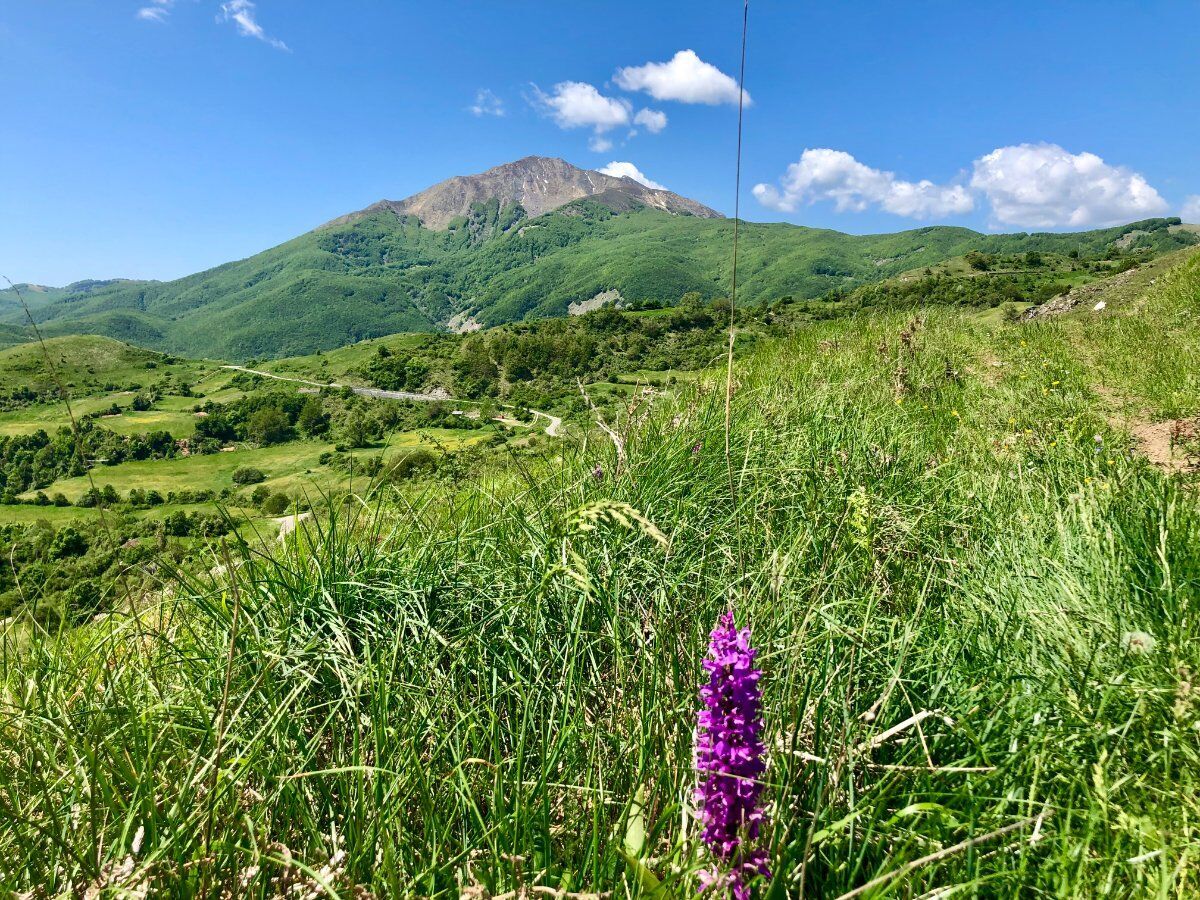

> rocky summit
[328,156,723,230]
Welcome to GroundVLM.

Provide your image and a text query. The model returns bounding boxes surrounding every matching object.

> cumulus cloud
[598,161,667,191]
[219,0,288,50]
[753,149,974,218]
[135,0,173,22]
[755,144,1172,227]
[532,81,631,133]
[469,88,505,117]
[971,143,1167,228]
[633,108,668,134]
[588,136,614,153]
[615,50,749,106]
[1183,195,1200,223]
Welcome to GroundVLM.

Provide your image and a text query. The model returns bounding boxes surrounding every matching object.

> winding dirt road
[220,365,451,403]
[221,365,563,436]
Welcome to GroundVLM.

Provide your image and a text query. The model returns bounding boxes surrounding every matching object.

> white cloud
[135,0,173,22]
[971,143,1168,228]
[1179,195,1200,223]
[532,81,631,133]
[469,88,505,118]
[219,0,288,50]
[753,149,974,218]
[588,136,614,153]
[598,161,667,191]
[633,108,668,134]
[614,50,749,106]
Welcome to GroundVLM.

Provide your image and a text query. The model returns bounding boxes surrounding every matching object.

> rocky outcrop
[327,157,721,231]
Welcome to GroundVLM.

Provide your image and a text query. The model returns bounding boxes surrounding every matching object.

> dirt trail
[222,365,565,437]
[220,365,451,403]
[530,409,563,437]
[273,511,312,542]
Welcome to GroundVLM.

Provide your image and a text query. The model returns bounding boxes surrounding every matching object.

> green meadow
[1,248,1196,896]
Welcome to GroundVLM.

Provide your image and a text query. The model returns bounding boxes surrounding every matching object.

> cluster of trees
[0,512,228,626]
[0,383,55,412]
[194,390,328,449]
[321,446,440,482]
[334,396,486,449]
[360,346,431,391]
[435,297,738,403]
[161,510,231,538]
[0,426,177,502]
[811,269,1078,316]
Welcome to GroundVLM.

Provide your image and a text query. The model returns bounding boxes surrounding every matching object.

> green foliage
[260,491,290,515]
[8,202,1194,360]
[0,250,1198,896]
[231,466,266,485]
[296,396,330,436]
[0,424,176,499]
[245,406,292,446]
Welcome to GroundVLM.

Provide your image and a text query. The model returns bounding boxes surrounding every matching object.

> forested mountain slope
[6,156,1194,360]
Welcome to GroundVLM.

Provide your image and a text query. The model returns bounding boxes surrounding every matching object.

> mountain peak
[330,156,722,230]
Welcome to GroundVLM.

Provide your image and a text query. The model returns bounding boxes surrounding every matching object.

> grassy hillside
[1,248,1197,896]
[7,198,1193,359]
[0,334,178,393]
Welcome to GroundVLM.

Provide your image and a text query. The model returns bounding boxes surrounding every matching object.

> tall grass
[2,255,1198,897]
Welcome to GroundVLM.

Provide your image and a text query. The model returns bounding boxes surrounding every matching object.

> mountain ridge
[323,156,721,231]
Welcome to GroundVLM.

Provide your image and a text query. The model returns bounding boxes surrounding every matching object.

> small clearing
[274,511,312,542]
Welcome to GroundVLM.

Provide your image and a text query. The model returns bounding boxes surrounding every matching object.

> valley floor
[1,250,1198,896]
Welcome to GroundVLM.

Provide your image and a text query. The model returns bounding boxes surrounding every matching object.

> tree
[261,492,290,516]
[965,251,993,272]
[246,407,291,445]
[164,511,191,536]
[50,526,88,559]
[341,413,380,449]
[297,397,330,437]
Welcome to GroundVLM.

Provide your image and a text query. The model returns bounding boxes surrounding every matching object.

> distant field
[11,426,493,507]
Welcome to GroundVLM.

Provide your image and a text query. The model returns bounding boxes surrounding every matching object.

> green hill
[8,162,1194,361]
[0,334,174,394]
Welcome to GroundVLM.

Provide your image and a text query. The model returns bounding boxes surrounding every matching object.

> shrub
[232,466,267,485]
[261,492,290,516]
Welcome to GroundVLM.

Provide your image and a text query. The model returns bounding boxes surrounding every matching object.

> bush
[232,466,267,485]
[261,492,290,516]
[49,526,88,559]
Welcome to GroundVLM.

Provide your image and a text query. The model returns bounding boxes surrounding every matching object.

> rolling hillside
[6,157,1195,360]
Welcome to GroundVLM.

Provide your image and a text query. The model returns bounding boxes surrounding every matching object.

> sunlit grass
[1,252,1197,896]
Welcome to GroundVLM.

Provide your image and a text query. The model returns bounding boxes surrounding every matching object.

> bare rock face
[328,157,722,230]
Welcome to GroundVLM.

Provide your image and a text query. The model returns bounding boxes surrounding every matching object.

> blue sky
[2,1,1198,286]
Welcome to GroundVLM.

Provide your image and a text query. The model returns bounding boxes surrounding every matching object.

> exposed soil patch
[1129,418,1199,474]
[1094,382,1198,474]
